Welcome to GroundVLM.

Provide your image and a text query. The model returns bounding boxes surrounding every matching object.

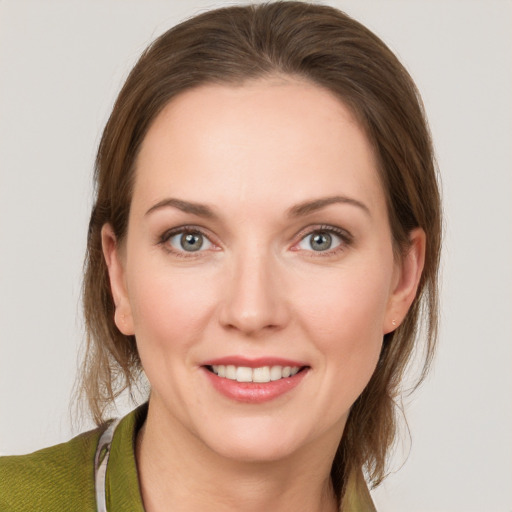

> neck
[135,401,340,512]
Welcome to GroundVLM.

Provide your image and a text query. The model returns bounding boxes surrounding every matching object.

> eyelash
[158,226,217,259]
[293,225,353,257]
[158,224,353,258]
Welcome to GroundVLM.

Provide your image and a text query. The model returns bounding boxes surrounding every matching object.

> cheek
[126,264,217,354]
[293,260,393,388]
[296,263,392,337]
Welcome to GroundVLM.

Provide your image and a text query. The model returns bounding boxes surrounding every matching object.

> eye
[165,230,213,253]
[297,228,346,252]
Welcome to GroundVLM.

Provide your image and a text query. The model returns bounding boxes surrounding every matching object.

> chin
[195,416,326,464]
[208,437,298,464]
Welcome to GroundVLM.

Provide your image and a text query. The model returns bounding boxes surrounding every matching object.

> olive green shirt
[0,404,376,511]
[0,404,146,511]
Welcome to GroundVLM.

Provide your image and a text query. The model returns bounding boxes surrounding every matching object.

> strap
[94,418,122,512]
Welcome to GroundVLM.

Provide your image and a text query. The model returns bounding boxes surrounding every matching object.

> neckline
[105,402,148,511]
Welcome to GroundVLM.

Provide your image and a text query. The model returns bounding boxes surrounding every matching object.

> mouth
[205,364,306,383]
[201,358,310,403]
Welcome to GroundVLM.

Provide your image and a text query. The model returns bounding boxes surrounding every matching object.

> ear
[101,224,135,336]
[383,228,426,334]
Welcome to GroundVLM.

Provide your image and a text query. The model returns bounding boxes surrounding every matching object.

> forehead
[132,79,384,218]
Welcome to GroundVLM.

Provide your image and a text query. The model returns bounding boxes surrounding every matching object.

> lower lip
[202,367,308,403]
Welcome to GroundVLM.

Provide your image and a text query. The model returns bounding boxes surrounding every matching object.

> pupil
[181,233,203,251]
[311,232,331,251]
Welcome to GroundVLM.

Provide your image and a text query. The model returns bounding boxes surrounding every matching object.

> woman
[0,2,441,510]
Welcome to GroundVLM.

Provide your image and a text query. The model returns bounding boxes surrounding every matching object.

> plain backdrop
[1,1,511,511]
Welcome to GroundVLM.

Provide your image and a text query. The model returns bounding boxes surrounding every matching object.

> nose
[218,247,290,336]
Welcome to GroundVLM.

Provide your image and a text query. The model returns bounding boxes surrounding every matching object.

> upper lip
[201,356,309,368]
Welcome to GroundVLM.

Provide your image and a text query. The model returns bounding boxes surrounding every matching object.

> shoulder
[0,425,104,512]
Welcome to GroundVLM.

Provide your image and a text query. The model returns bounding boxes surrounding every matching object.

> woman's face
[104,78,423,462]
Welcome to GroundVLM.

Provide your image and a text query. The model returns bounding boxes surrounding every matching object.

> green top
[0,404,376,511]
[0,404,147,511]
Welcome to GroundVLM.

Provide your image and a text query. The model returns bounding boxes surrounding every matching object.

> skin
[102,78,425,512]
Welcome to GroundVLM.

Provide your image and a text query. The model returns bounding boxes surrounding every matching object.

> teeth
[236,366,253,382]
[226,365,236,380]
[253,366,270,383]
[270,366,282,381]
[210,364,301,383]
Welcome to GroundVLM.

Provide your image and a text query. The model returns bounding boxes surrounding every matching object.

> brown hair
[80,0,441,497]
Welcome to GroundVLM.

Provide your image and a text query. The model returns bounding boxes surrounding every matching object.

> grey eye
[298,231,341,252]
[168,231,212,252]
[310,232,332,251]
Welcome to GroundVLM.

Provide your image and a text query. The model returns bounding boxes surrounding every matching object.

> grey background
[1,1,511,511]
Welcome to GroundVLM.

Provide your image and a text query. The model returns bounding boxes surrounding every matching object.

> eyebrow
[145,194,371,219]
[145,198,217,218]
[287,195,371,218]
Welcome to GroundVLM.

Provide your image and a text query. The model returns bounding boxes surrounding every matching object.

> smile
[202,357,309,402]
[209,365,301,383]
